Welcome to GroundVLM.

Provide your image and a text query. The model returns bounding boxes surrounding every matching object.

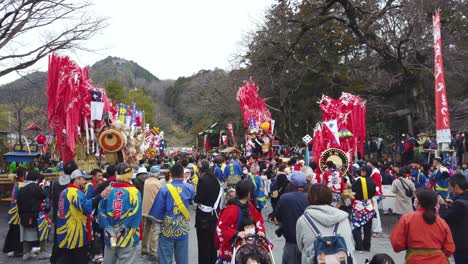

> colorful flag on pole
[130,103,136,126]
[324,120,340,146]
[433,10,451,143]
[227,123,236,146]
[204,134,211,151]
[118,104,128,123]
[218,130,222,148]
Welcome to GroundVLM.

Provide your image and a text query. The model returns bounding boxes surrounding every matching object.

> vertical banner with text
[227,123,236,147]
[433,10,451,143]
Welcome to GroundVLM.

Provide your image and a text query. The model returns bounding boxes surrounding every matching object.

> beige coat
[142,177,162,217]
[391,177,416,215]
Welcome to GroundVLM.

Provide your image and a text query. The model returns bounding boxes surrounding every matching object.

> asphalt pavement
[0,201,408,264]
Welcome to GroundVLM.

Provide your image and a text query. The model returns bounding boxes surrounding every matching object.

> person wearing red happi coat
[390,190,455,264]
[215,181,266,264]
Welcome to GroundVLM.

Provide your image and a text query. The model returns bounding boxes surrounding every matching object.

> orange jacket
[390,209,455,264]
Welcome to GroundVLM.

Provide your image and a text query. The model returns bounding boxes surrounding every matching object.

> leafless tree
[0,0,107,77]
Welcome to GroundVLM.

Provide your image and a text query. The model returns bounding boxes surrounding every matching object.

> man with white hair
[141,166,162,260]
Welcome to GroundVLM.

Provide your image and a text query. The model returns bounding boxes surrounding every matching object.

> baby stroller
[232,235,275,264]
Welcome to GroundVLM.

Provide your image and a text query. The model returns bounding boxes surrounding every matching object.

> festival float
[0,53,166,192]
[237,79,275,158]
[46,53,166,173]
[311,93,366,175]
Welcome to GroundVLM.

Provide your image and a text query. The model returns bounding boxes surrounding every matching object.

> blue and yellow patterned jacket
[56,184,94,249]
[84,180,98,200]
[430,165,451,199]
[248,174,266,209]
[148,179,194,240]
[98,182,142,248]
[7,179,23,225]
[38,210,51,242]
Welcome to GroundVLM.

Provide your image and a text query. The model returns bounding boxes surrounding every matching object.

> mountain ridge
[0,56,194,146]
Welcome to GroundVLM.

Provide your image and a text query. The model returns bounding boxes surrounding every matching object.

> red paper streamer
[47,53,116,162]
[236,79,271,127]
[312,93,366,166]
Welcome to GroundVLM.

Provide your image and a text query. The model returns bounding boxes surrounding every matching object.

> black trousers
[454,251,468,264]
[2,224,22,254]
[196,219,217,264]
[352,220,372,251]
[269,198,278,219]
[50,223,61,264]
[57,246,88,264]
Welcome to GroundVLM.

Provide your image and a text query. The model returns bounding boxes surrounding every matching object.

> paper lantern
[36,134,46,145]
[261,122,270,131]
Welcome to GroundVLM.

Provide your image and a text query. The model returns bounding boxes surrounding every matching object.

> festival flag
[433,10,451,143]
[227,123,236,146]
[322,122,340,148]
[118,104,128,123]
[135,110,144,127]
[130,103,137,126]
[222,135,228,146]
[324,120,340,146]
[204,134,211,151]
[218,130,222,148]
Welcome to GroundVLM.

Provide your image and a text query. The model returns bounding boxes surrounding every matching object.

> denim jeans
[158,235,188,264]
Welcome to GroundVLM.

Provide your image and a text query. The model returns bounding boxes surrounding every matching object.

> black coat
[352,176,377,200]
[17,181,48,216]
[440,192,468,251]
[195,174,222,224]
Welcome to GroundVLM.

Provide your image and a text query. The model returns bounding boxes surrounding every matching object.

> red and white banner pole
[227,123,236,147]
[433,10,451,145]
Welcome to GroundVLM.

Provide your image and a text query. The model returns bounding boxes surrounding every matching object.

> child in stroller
[232,217,275,264]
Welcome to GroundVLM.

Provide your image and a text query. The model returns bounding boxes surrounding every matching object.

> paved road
[0,202,407,263]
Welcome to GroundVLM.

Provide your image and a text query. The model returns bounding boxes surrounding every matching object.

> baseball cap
[150,166,161,175]
[70,169,92,180]
[289,171,307,187]
[116,162,133,175]
[136,167,148,175]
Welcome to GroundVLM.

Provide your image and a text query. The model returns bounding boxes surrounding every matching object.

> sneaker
[23,253,32,261]
[31,247,41,254]
[7,252,14,257]
[141,251,149,257]
[36,252,51,260]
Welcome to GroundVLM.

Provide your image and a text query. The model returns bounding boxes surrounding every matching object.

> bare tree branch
[0,0,107,77]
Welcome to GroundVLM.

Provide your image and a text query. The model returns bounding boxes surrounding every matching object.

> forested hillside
[165,0,468,144]
[1,0,466,146]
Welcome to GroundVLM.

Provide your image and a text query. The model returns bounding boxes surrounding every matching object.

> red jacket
[370,169,383,197]
[215,201,265,260]
[323,169,345,193]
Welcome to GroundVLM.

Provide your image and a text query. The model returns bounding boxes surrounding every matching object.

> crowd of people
[2,149,468,264]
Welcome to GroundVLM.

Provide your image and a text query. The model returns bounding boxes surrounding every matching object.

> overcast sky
[1,0,273,84]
